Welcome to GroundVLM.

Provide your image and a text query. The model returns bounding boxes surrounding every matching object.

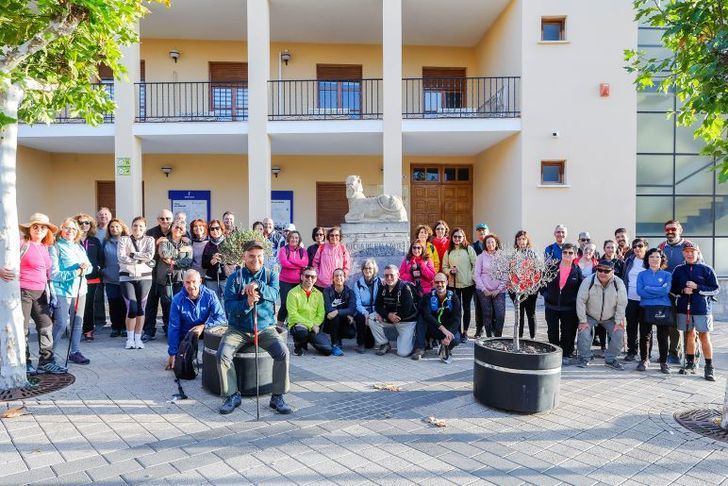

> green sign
[116,157,131,176]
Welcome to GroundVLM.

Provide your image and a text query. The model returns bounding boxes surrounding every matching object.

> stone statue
[344,175,408,223]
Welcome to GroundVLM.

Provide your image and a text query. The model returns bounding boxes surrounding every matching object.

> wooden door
[410,165,472,235]
[316,182,348,227]
[96,181,116,217]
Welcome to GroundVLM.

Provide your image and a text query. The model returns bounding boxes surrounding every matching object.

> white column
[247,0,272,224]
[114,29,143,224]
[382,0,403,196]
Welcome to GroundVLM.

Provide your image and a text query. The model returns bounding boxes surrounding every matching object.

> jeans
[625,299,642,356]
[545,307,578,358]
[105,283,126,331]
[577,318,624,362]
[453,285,475,334]
[21,289,54,365]
[53,294,86,360]
[216,326,289,397]
[477,291,506,337]
[640,322,669,363]
[367,316,416,357]
[290,325,332,356]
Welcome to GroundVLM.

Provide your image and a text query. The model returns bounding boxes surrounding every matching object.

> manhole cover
[674,408,728,443]
[0,373,75,402]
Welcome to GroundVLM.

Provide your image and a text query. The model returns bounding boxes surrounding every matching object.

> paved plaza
[1,307,727,485]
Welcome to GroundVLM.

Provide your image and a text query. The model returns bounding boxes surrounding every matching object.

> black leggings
[324,314,357,346]
[121,280,152,319]
[510,292,537,339]
[640,322,669,363]
[452,285,475,333]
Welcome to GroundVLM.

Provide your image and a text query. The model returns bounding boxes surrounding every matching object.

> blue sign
[271,190,294,226]
[168,190,211,223]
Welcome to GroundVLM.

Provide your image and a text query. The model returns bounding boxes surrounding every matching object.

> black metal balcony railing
[403,76,520,119]
[135,82,248,122]
[268,79,383,121]
[52,83,115,123]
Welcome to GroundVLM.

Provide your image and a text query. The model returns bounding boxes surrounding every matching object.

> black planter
[473,338,562,414]
[201,325,287,397]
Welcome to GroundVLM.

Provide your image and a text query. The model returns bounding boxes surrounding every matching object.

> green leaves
[627,0,728,183]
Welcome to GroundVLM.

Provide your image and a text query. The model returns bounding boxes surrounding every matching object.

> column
[114,27,143,224]
[382,0,403,196]
[247,0,272,224]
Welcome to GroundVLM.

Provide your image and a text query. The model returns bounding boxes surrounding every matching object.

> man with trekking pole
[216,239,292,415]
[671,242,719,381]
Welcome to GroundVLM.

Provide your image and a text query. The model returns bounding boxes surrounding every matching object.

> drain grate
[0,373,75,402]
[674,408,728,443]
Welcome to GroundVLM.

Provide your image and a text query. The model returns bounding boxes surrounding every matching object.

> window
[422,67,466,113]
[541,17,566,41]
[209,62,248,121]
[541,161,565,185]
[316,64,362,117]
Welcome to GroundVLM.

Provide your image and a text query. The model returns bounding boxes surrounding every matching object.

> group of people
[4,206,721,415]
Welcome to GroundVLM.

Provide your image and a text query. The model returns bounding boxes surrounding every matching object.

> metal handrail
[135,81,248,122]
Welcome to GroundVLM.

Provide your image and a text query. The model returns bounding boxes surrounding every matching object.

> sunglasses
[329,234,341,238]
[562,251,575,255]
[302,274,317,279]
[632,244,645,249]
[412,246,422,250]
[159,217,172,221]
[665,227,678,232]
[579,238,590,242]
[452,235,464,239]
[79,221,92,226]
[596,268,613,274]
[209,226,222,231]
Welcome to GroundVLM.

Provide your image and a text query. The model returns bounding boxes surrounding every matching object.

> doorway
[410,165,473,235]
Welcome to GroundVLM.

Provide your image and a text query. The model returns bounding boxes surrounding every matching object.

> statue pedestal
[341,222,410,282]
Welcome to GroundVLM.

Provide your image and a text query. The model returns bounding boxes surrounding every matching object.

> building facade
[17,0,636,252]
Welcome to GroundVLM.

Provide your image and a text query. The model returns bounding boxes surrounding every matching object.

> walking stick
[253,301,260,421]
[216,263,222,300]
[64,274,83,367]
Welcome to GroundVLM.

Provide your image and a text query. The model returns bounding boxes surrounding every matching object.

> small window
[412,167,440,182]
[541,161,565,185]
[542,17,566,41]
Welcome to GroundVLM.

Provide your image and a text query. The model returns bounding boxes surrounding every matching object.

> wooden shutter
[97,64,114,81]
[422,67,466,88]
[96,181,116,217]
[316,64,362,81]
[316,182,348,227]
[140,60,146,81]
[209,62,248,82]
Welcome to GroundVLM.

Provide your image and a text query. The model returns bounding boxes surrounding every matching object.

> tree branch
[0,10,82,73]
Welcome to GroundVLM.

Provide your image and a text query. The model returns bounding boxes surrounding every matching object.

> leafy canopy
[0,0,167,126]
[625,0,728,182]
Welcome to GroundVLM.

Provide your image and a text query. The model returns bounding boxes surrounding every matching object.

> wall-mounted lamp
[169,49,180,63]
[280,49,292,66]
[271,165,282,178]
[161,165,173,177]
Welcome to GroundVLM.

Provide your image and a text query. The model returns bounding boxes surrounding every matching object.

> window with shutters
[209,62,248,120]
[422,67,466,113]
[138,60,147,120]
[316,64,362,115]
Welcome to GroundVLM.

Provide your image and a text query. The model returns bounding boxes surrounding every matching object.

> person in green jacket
[287,266,331,356]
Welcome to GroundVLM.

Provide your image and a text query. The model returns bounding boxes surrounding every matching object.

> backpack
[173,329,200,381]
[285,246,305,261]
[400,281,421,309]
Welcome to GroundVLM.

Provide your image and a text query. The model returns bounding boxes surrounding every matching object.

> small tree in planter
[473,248,562,414]
[485,248,558,351]
[218,228,273,266]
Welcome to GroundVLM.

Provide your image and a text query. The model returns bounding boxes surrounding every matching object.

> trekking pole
[253,301,260,421]
[64,273,83,367]
[216,263,222,300]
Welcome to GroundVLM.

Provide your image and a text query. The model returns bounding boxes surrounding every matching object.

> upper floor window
[541,160,566,185]
[209,62,248,121]
[422,67,466,113]
[317,64,362,115]
[541,17,566,41]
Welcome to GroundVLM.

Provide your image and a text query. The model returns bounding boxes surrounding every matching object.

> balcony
[135,81,248,122]
[403,76,520,119]
[268,79,383,121]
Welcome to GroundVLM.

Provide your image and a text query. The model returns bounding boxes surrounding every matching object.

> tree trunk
[0,79,28,391]
[722,380,728,430]
[513,293,520,351]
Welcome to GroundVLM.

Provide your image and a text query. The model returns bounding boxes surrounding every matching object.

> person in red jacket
[399,241,435,296]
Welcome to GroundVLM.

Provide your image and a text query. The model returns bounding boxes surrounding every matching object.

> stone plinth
[341,222,410,282]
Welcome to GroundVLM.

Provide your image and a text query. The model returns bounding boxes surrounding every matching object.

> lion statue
[344,175,408,223]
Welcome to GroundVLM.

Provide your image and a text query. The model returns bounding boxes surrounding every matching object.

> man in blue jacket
[545,224,567,262]
[165,270,226,370]
[671,242,720,381]
[217,240,291,415]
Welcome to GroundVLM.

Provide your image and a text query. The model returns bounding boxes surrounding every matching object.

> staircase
[637,195,728,235]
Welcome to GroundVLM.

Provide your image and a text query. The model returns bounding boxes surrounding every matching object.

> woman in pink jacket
[277,230,309,326]
[313,226,350,290]
[474,234,507,338]
[399,241,435,295]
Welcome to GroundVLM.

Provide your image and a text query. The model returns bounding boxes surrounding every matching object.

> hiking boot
[293,345,304,357]
[624,353,636,362]
[561,357,572,366]
[26,362,39,376]
[660,363,671,374]
[576,359,589,368]
[460,334,468,344]
[438,344,452,364]
[219,392,242,415]
[667,354,681,365]
[636,360,648,372]
[68,352,90,365]
[355,344,366,354]
[141,333,156,342]
[704,364,716,382]
[269,394,292,414]
[376,344,391,356]
[682,361,697,375]
[83,331,94,342]
[331,345,344,357]
[410,348,424,361]
[605,360,624,371]
[38,362,67,375]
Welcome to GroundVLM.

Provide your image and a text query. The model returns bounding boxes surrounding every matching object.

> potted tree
[473,248,562,413]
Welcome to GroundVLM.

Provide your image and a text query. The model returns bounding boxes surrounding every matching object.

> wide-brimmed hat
[19,213,58,233]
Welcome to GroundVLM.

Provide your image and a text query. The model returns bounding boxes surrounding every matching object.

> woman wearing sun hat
[0,213,67,375]
[50,217,93,365]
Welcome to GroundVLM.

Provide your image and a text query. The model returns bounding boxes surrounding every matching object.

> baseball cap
[475,223,488,231]
[682,241,700,252]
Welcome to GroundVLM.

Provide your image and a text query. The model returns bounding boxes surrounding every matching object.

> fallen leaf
[423,416,446,428]
[373,383,401,392]
[1,406,28,419]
